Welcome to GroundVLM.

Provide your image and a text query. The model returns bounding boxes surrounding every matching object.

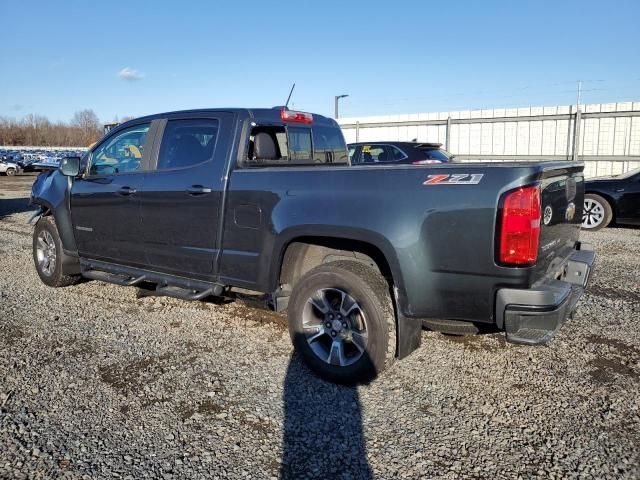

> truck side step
[79,259,227,300]
[82,269,146,286]
[155,285,218,301]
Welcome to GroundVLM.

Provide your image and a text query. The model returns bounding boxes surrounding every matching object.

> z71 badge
[423,173,484,185]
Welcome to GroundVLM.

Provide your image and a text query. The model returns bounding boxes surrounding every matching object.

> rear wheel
[5,167,16,176]
[582,193,612,231]
[287,261,395,384]
[33,217,81,287]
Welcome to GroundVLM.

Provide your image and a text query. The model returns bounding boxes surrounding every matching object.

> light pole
[334,94,349,119]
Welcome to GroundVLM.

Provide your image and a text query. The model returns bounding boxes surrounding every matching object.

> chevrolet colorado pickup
[30,107,595,384]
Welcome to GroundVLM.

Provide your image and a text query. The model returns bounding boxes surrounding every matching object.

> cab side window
[157,119,219,170]
[246,126,313,165]
[89,124,150,175]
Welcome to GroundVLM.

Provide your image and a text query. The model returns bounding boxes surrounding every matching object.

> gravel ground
[1,174,639,479]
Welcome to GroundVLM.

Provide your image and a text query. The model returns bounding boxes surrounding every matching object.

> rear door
[138,112,235,279]
[70,121,158,266]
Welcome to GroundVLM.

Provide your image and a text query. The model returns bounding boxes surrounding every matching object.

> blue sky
[1,0,639,123]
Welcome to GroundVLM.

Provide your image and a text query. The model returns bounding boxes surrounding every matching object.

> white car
[0,160,18,176]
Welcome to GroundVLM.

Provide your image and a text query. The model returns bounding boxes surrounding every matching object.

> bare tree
[0,110,105,147]
[71,109,101,145]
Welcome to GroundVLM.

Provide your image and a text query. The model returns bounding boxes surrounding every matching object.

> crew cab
[30,107,595,384]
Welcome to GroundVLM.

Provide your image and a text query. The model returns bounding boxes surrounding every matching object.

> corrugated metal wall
[338,102,640,178]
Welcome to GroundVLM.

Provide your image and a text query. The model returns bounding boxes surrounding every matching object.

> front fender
[30,170,77,254]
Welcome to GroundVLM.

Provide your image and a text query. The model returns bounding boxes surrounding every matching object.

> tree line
[0,110,134,147]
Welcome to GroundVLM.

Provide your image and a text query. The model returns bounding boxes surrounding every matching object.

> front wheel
[5,167,16,176]
[582,193,612,231]
[33,217,81,287]
[287,261,396,384]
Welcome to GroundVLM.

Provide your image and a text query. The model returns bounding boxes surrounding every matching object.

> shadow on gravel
[281,349,372,479]
[0,197,31,220]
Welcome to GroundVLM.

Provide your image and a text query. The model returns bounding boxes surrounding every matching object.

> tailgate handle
[117,186,137,196]
[187,185,212,195]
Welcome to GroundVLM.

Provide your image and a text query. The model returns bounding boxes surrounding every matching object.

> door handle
[118,186,137,196]
[187,185,212,195]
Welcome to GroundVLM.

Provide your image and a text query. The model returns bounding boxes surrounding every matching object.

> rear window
[245,124,347,166]
[418,148,449,162]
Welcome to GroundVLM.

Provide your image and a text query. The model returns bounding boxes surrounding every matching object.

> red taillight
[499,185,541,266]
[280,109,313,124]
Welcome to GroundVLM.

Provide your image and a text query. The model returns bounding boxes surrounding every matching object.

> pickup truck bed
[29,107,595,383]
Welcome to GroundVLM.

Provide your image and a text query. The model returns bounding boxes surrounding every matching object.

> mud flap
[394,288,422,359]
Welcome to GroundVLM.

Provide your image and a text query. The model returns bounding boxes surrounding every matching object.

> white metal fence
[338,101,640,178]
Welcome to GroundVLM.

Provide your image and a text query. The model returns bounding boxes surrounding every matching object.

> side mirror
[59,156,81,176]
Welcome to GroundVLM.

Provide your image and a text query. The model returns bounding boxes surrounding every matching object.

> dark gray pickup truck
[30,107,595,383]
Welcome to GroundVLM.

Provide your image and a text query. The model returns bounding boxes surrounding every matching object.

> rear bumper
[495,242,595,345]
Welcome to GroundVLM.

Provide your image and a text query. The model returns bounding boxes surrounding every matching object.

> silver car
[0,160,18,176]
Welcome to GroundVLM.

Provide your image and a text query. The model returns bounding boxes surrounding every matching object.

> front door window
[89,124,150,175]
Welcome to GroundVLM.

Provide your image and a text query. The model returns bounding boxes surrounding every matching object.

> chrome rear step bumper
[495,243,595,345]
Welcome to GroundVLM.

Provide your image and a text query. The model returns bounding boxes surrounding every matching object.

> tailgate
[534,163,585,278]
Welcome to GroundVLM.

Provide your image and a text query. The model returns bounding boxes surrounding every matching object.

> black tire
[33,217,81,287]
[422,318,480,336]
[5,167,16,176]
[287,261,396,384]
[582,193,613,231]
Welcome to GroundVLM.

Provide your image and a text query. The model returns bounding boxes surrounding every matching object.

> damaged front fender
[27,206,44,224]
[30,169,78,254]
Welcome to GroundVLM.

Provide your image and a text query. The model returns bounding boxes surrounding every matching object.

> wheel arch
[271,229,421,360]
[30,171,78,254]
[278,236,395,290]
[33,215,81,276]
[273,228,405,301]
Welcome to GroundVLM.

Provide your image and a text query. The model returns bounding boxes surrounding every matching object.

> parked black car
[582,167,640,230]
[348,142,452,165]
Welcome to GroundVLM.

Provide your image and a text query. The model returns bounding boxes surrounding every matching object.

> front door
[617,172,640,224]
[139,113,234,280]
[70,121,156,267]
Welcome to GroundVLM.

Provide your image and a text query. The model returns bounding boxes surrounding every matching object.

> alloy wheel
[582,198,605,229]
[302,288,368,367]
[36,230,57,276]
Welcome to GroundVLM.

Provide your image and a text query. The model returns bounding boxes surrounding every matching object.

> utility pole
[576,80,582,108]
[334,94,349,119]
[572,80,582,161]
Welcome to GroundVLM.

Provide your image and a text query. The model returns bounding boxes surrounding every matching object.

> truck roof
[117,107,339,129]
